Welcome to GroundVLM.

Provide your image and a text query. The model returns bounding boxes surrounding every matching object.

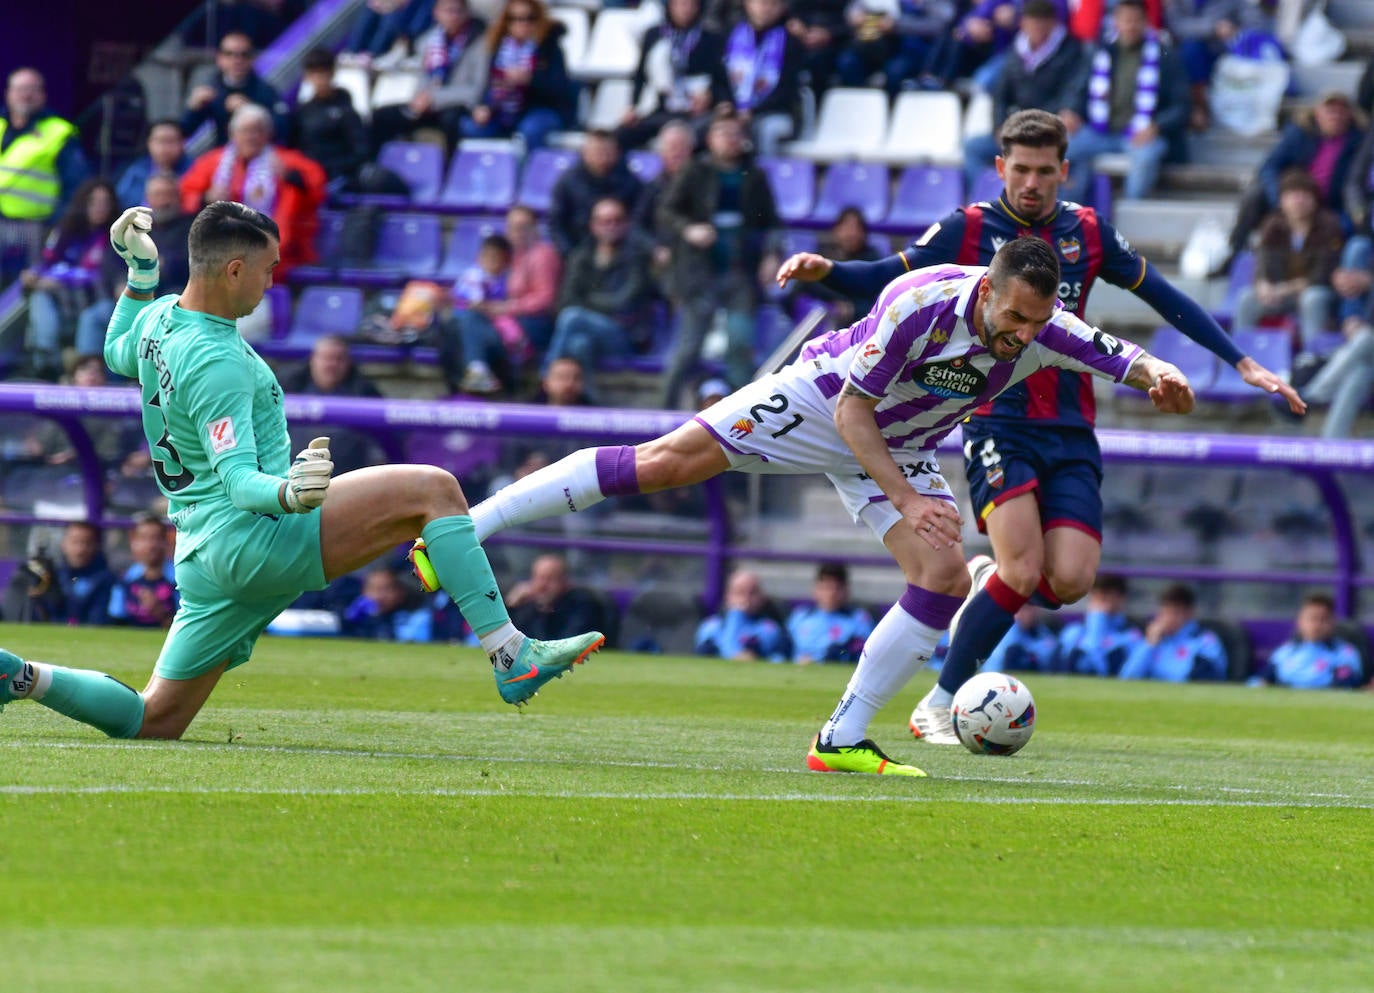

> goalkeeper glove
[283,437,333,513]
[109,206,161,293]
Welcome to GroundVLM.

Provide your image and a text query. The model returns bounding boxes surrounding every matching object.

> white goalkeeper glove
[283,437,333,513]
[110,206,160,293]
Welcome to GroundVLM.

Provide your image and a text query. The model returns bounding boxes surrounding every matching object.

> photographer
[2,522,114,625]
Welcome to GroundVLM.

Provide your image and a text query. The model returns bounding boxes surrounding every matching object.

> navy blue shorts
[961,422,1104,540]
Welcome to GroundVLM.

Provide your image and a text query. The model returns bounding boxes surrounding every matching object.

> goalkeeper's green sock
[420,515,519,654]
[15,661,145,738]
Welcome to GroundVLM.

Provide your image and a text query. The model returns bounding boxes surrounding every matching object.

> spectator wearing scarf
[619,0,724,150]
[460,0,573,153]
[712,0,804,157]
[963,0,1088,191]
[178,103,327,275]
[1062,0,1187,202]
[369,0,489,157]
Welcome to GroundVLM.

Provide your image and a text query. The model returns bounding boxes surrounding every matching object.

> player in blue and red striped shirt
[777,109,1306,744]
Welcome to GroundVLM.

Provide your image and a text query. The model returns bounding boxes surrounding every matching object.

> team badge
[1057,237,1081,264]
[729,418,755,440]
[987,466,1005,489]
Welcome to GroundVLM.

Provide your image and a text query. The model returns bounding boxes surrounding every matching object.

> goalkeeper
[0,201,603,739]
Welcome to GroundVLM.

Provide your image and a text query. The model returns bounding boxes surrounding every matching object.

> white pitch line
[6,739,1368,805]
[1,783,1372,808]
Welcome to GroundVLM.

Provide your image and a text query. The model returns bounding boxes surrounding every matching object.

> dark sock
[936,573,1030,695]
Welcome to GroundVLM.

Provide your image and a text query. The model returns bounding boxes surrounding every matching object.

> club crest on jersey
[915,357,988,399]
[930,327,950,344]
[1057,237,1081,264]
[207,416,237,454]
[987,465,1005,488]
[729,418,755,440]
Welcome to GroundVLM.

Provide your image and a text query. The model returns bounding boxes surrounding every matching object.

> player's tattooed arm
[1123,353,1196,414]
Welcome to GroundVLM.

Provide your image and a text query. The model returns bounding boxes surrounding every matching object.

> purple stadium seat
[339,212,443,285]
[812,162,888,226]
[264,286,292,340]
[627,149,662,183]
[777,228,819,257]
[286,286,364,344]
[516,147,578,212]
[438,215,504,280]
[376,141,444,204]
[884,165,962,234]
[969,166,1002,204]
[757,156,815,224]
[1090,173,1113,220]
[440,146,518,212]
[1211,250,1256,329]
[1206,330,1291,399]
[288,209,346,284]
[1139,327,1218,392]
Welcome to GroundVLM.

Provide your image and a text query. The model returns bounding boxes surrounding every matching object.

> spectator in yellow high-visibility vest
[0,68,90,224]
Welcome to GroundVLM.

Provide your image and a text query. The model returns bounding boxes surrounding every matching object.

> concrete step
[1111,196,1238,261]
[1290,60,1366,100]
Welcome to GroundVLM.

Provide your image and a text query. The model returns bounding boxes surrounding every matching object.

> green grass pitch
[2,625,1371,993]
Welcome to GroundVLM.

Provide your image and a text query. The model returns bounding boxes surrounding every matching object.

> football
[951,671,1036,755]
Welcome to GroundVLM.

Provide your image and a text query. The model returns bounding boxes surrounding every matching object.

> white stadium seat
[784,87,890,163]
[586,78,634,130]
[863,90,962,166]
[370,69,419,110]
[963,90,993,140]
[551,7,591,72]
[301,66,374,120]
[574,8,657,81]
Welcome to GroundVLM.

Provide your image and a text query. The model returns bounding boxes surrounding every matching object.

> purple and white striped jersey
[794,264,1143,452]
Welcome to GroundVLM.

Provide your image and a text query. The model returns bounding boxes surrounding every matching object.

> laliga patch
[1092,331,1124,357]
[854,339,885,376]
[207,415,238,454]
[1115,229,1133,254]
[1057,237,1081,264]
[914,357,988,399]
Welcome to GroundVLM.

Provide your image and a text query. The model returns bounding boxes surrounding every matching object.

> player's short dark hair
[1093,573,1128,596]
[1159,583,1196,610]
[999,109,1068,161]
[986,235,1060,299]
[1023,0,1059,19]
[187,200,280,276]
[816,562,849,585]
[1301,592,1336,612]
[302,47,336,73]
[479,232,513,255]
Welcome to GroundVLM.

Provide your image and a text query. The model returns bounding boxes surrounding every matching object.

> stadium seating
[963,90,993,140]
[626,149,662,183]
[785,87,889,163]
[1142,327,1219,392]
[757,156,816,224]
[370,69,419,110]
[1211,251,1256,329]
[299,66,372,120]
[865,90,962,166]
[883,165,962,233]
[1204,330,1291,400]
[289,209,347,284]
[551,6,591,72]
[516,147,579,211]
[586,78,635,129]
[437,215,505,280]
[339,212,443,285]
[776,228,819,257]
[812,161,889,225]
[969,166,1002,203]
[439,145,519,213]
[376,141,445,205]
[284,286,365,345]
[574,8,656,80]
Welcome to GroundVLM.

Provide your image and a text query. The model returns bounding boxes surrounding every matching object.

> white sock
[6,659,51,700]
[820,602,944,746]
[478,621,522,663]
[471,448,606,543]
[925,685,954,709]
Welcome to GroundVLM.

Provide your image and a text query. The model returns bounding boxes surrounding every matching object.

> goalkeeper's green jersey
[105,294,292,563]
